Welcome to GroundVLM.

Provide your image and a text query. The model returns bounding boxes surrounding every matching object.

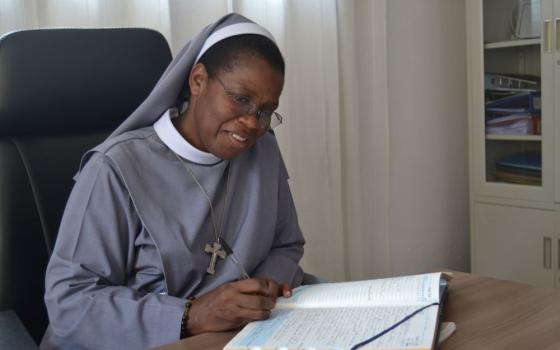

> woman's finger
[235,293,275,310]
[233,278,273,296]
[281,283,292,298]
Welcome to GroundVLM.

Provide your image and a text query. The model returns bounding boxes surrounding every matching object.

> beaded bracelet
[180,297,195,339]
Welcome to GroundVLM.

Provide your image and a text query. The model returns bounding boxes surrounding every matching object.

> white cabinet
[468,0,560,286]
[471,202,557,287]
[468,0,553,202]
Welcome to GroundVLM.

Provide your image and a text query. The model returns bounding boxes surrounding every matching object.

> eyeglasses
[213,76,283,130]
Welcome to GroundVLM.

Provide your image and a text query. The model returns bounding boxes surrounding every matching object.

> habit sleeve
[43,155,185,350]
[251,167,305,287]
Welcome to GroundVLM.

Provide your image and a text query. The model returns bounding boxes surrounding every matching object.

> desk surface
[154,272,560,350]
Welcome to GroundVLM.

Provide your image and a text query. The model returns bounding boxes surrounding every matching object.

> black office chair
[0,28,172,344]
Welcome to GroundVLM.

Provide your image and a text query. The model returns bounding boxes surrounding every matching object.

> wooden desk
[154,272,560,350]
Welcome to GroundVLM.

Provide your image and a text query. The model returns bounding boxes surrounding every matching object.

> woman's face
[181,54,284,160]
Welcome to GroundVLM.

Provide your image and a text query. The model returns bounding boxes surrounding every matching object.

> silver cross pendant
[204,240,227,275]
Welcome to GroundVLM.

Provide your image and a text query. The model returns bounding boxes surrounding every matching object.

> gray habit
[41,125,304,349]
[40,13,304,350]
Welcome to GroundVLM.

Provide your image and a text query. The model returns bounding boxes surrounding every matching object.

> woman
[41,13,305,350]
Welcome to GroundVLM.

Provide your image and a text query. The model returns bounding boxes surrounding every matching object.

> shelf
[484,38,541,49]
[485,134,542,141]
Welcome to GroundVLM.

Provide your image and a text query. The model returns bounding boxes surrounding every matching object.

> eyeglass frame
[212,75,283,130]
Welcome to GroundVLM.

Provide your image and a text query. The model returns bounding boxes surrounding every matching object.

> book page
[225,305,438,350]
[276,273,442,309]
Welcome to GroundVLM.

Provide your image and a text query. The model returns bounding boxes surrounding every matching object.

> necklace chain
[173,153,231,242]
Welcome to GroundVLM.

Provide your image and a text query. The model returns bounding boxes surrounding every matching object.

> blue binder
[486,91,541,114]
[496,153,541,174]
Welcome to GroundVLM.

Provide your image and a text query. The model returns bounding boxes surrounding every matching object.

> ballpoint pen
[218,237,251,280]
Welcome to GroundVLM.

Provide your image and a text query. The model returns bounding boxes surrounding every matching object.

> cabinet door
[472,202,555,287]
[468,0,554,202]
[554,0,560,203]
[556,213,560,287]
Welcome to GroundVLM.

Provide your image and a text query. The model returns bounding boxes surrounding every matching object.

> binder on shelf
[484,73,539,91]
[485,114,540,135]
[494,152,541,186]
[495,152,541,173]
[485,91,541,113]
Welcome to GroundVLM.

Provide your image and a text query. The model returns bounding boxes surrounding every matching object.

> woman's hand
[186,278,292,335]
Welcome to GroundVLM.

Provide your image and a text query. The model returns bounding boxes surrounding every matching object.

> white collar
[154,109,221,165]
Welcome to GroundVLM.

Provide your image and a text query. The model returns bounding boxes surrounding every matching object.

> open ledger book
[224,272,447,350]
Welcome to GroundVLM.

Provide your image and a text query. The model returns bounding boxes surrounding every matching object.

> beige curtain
[0,0,172,41]
[247,0,348,281]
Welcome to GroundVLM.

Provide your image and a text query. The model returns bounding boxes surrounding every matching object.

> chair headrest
[0,28,172,136]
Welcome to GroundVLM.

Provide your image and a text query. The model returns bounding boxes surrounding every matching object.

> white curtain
[0,0,172,41]
[0,0,392,282]
[253,1,348,281]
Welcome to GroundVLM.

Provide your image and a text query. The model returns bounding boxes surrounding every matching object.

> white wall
[386,0,470,275]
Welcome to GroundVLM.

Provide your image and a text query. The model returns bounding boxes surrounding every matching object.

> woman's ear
[189,63,208,98]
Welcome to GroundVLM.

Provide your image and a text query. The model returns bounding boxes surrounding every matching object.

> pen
[219,237,251,280]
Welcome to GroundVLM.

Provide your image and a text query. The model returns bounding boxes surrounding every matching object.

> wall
[386,0,470,275]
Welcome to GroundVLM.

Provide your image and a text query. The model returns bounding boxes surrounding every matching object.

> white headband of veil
[79,13,277,173]
[195,22,274,63]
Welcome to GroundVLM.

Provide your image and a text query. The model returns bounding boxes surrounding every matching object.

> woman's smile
[230,132,247,142]
[224,129,252,150]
